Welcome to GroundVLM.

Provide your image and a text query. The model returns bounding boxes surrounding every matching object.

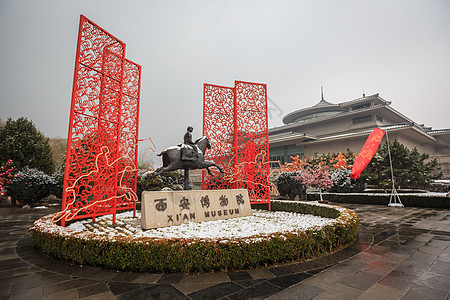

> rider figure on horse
[182,126,199,160]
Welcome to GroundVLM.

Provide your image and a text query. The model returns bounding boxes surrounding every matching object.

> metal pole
[385,129,404,207]
[184,168,190,190]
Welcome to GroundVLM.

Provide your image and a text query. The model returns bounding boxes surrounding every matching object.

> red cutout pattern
[60,15,141,226]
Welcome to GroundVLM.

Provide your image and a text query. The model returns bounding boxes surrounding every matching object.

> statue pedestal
[141,189,252,229]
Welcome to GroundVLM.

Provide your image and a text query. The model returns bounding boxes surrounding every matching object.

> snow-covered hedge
[29,201,359,273]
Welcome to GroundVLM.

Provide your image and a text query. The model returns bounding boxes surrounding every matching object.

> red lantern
[350,128,385,179]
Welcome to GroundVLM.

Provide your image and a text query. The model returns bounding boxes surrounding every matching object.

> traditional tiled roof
[271,103,387,134]
[282,93,391,125]
[427,128,450,135]
[338,93,391,107]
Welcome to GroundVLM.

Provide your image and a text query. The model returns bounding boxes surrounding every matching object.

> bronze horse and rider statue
[144,126,224,189]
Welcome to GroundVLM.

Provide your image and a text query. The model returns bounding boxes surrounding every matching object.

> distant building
[269,93,450,178]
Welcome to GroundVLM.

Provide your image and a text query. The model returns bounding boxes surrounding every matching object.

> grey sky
[1,0,449,159]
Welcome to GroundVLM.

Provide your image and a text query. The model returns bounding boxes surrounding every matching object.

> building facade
[269,93,450,178]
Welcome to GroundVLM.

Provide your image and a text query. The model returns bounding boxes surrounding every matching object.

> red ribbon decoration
[350,128,386,179]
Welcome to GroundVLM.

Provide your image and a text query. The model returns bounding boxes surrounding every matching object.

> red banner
[350,128,385,179]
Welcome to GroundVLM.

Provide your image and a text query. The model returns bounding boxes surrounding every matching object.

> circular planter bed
[29,200,359,273]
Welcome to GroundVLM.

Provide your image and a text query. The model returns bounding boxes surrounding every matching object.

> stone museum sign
[141,189,252,229]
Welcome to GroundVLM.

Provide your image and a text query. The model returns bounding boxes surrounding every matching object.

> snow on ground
[66,210,338,241]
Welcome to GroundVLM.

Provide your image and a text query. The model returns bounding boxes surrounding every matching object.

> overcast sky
[1,0,449,160]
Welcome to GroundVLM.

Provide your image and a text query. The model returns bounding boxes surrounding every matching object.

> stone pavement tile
[49,263,90,276]
[378,269,419,292]
[0,282,10,295]
[10,265,42,277]
[428,239,449,249]
[157,273,184,284]
[302,270,346,290]
[267,282,324,300]
[0,269,16,282]
[68,267,119,282]
[312,283,364,300]
[402,240,427,249]
[286,257,333,273]
[116,284,188,300]
[401,284,448,300]
[373,231,397,245]
[80,291,116,300]
[42,289,79,300]
[107,281,147,296]
[43,278,100,297]
[413,234,434,243]
[414,271,450,292]
[227,271,252,281]
[356,283,405,300]
[307,265,331,275]
[248,268,276,279]
[131,273,163,284]
[428,260,450,275]
[368,244,391,255]
[187,282,243,300]
[173,282,218,295]
[0,260,29,272]
[267,265,294,276]
[110,271,141,282]
[359,260,397,276]
[418,244,445,256]
[328,259,367,274]
[378,252,409,265]
[407,251,438,265]
[0,249,18,261]
[436,252,450,263]
[350,251,381,264]
[0,257,21,266]
[394,259,431,276]
[387,244,417,256]
[7,285,43,300]
[10,272,72,292]
[227,281,283,300]
[267,272,312,289]
[339,270,383,290]
[77,281,110,298]
[234,278,267,288]
[179,272,230,284]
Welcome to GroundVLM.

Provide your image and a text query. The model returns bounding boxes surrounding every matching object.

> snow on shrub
[328,168,365,193]
[6,168,59,206]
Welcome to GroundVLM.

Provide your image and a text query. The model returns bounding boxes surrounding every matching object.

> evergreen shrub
[7,168,59,206]
[275,171,306,200]
[137,170,183,199]
[328,168,365,193]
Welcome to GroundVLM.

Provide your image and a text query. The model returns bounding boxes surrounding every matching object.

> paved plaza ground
[0,203,449,299]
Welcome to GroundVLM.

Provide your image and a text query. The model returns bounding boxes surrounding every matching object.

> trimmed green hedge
[30,201,359,273]
[307,193,450,209]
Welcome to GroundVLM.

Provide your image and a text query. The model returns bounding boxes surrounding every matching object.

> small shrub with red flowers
[0,160,19,197]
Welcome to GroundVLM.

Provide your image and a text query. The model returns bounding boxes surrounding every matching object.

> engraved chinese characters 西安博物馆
[141,189,252,229]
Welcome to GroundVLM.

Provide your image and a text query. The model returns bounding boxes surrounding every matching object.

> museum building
[268,93,450,178]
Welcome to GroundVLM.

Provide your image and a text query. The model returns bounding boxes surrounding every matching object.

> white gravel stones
[65,209,338,241]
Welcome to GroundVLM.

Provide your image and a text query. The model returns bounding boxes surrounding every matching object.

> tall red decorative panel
[203,81,270,208]
[202,84,235,190]
[235,81,270,205]
[58,15,141,226]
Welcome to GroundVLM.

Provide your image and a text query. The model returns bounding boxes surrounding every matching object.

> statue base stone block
[141,189,252,229]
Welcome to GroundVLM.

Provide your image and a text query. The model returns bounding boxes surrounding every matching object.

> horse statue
[144,136,224,189]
